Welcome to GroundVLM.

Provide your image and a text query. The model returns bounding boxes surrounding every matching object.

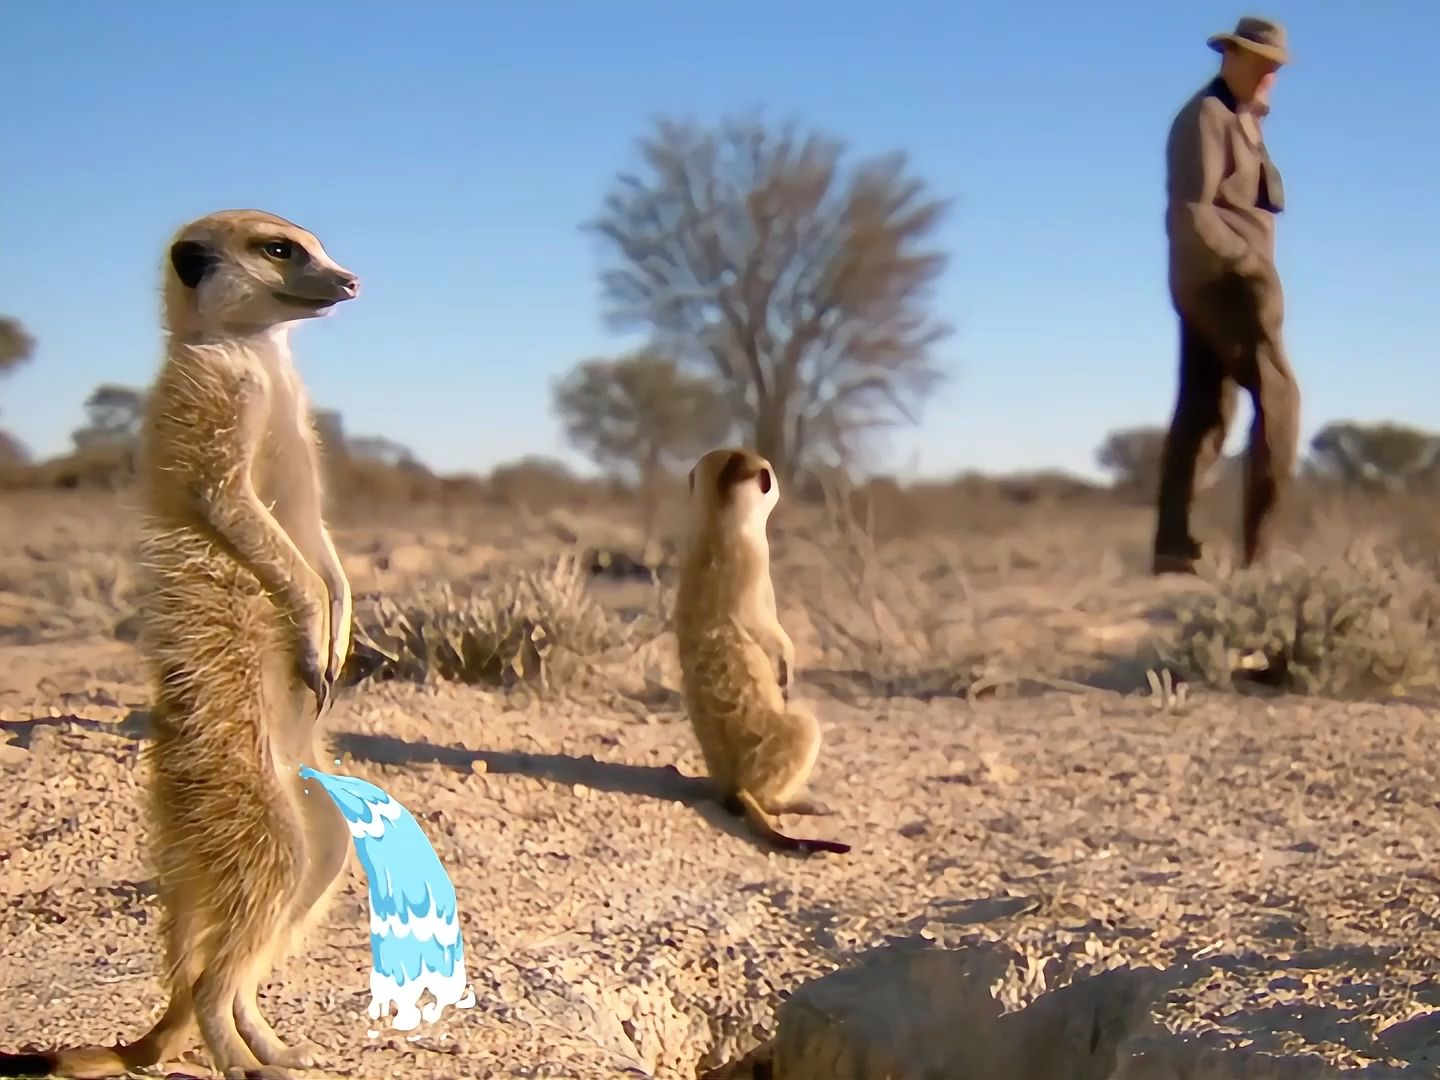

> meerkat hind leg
[726,706,849,855]
[120,893,203,1067]
[234,957,316,1071]
[745,703,822,811]
[235,772,352,1069]
[192,959,272,1079]
[187,820,304,1077]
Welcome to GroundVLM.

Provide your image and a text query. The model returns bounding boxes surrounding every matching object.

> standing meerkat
[673,447,851,856]
[0,210,359,1080]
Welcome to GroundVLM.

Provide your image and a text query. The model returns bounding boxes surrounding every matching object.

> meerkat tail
[0,979,195,1076]
[0,1037,165,1077]
[725,789,851,855]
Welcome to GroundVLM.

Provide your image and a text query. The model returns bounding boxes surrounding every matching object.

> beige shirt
[1165,77,1285,299]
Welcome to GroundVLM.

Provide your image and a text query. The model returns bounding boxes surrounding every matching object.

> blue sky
[2,1,1436,482]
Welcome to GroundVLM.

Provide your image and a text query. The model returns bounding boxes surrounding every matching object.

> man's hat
[1207,16,1289,65]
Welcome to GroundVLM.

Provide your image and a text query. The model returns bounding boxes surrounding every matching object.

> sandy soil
[3,491,1440,1078]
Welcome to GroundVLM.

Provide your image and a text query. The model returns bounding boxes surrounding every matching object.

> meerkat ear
[170,240,218,289]
[756,467,773,495]
[688,466,696,493]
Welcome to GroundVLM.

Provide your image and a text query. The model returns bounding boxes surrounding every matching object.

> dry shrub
[14,444,137,491]
[0,547,136,643]
[786,477,989,698]
[349,553,636,692]
[1159,543,1440,700]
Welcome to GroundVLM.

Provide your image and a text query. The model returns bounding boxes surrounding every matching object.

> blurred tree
[0,317,36,434]
[1308,421,1440,492]
[0,316,35,377]
[72,383,148,449]
[312,408,347,458]
[0,429,29,468]
[554,351,730,536]
[553,350,731,483]
[587,113,951,484]
[1096,426,1168,499]
[348,435,417,468]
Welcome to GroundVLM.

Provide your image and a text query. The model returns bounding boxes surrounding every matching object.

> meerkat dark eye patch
[756,467,772,494]
[260,238,295,261]
[169,240,218,289]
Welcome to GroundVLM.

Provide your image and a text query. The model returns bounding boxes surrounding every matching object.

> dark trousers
[1153,270,1300,567]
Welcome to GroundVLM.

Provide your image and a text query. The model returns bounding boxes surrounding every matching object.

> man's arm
[1167,100,1254,271]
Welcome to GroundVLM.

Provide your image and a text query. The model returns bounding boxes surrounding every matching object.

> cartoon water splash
[298,764,477,1033]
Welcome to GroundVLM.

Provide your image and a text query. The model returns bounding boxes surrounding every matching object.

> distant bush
[25,443,137,491]
[486,456,626,512]
[1159,544,1440,700]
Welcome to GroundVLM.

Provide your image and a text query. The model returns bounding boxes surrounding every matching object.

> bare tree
[587,113,951,484]
[0,317,36,442]
[553,350,731,482]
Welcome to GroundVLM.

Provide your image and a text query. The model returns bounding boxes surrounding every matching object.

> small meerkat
[0,210,359,1080]
[673,448,850,856]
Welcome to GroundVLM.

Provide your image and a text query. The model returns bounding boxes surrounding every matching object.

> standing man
[1152,16,1300,575]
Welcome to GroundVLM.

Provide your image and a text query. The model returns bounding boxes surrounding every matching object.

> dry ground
[3,487,1440,1078]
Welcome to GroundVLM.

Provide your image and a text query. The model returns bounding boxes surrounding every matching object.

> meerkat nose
[337,273,360,297]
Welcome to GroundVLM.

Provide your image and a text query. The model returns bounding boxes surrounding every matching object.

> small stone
[0,740,30,766]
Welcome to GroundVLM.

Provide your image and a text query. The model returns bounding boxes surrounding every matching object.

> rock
[771,940,1009,1079]
[994,963,1166,1080]
[0,738,30,767]
[771,940,1170,1080]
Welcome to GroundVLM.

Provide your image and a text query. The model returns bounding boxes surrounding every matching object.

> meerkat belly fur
[0,210,360,1080]
[673,448,850,856]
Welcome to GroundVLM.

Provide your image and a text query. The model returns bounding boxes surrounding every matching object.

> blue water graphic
[298,765,477,1032]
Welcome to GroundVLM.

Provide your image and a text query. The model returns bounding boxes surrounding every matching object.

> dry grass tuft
[1158,543,1440,700]
[349,553,638,692]
[785,477,991,698]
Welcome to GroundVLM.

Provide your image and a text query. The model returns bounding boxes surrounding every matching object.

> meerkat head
[688,447,779,539]
[162,209,359,339]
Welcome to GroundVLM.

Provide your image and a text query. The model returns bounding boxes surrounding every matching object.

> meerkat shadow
[334,732,836,855]
[334,731,716,805]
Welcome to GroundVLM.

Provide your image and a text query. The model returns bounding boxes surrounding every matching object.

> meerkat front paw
[324,586,351,695]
